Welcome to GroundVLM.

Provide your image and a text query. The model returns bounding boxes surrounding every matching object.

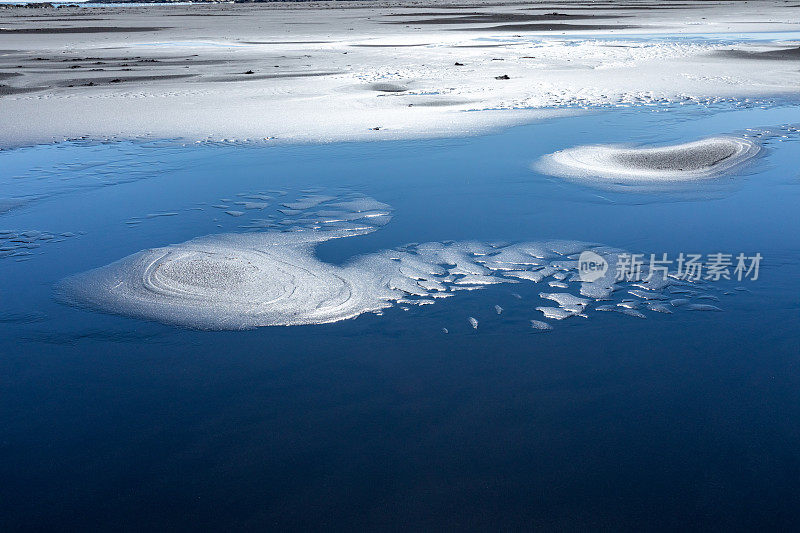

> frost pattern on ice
[536,136,760,182]
[58,198,726,330]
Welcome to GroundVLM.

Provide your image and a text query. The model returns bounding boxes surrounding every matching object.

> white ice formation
[535,137,760,182]
[57,196,725,330]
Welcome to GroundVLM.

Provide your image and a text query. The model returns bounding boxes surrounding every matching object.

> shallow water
[2,103,800,529]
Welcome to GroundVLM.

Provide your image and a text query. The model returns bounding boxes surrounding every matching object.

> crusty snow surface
[0,0,799,147]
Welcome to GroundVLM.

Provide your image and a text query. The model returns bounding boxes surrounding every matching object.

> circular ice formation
[536,137,759,182]
[57,215,725,330]
[57,228,394,329]
[57,229,608,330]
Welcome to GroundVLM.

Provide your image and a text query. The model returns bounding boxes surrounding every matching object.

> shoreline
[1,0,799,148]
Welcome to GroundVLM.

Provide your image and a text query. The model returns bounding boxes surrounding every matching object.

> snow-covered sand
[536,136,760,181]
[1,0,799,147]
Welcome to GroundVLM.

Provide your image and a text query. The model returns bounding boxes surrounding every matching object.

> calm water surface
[1,104,799,530]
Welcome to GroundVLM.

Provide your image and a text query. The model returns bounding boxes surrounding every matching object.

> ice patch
[646,302,674,314]
[539,293,589,314]
[536,306,584,321]
[57,199,729,330]
[530,320,553,331]
[535,136,760,182]
[57,227,391,329]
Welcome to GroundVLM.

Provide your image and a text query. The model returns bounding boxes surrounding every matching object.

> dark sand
[206,71,341,82]
[0,49,319,95]
[164,13,244,17]
[16,58,230,69]
[370,82,408,92]
[0,84,41,95]
[524,3,699,9]
[49,73,196,88]
[384,12,484,17]
[614,143,739,172]
[20,17,110,21]
[388,13,621,25]
[351,43,433,47]
[240,41,331,44]
[0,26,166,34]
[716,46,800,60]
[457,23,638,32]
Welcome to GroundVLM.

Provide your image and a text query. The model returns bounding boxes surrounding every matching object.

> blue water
[1,104,800,529]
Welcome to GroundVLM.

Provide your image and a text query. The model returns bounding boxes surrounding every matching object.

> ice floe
[530,320,553,331]
[536,136,760,183]
[57,197,729,330]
